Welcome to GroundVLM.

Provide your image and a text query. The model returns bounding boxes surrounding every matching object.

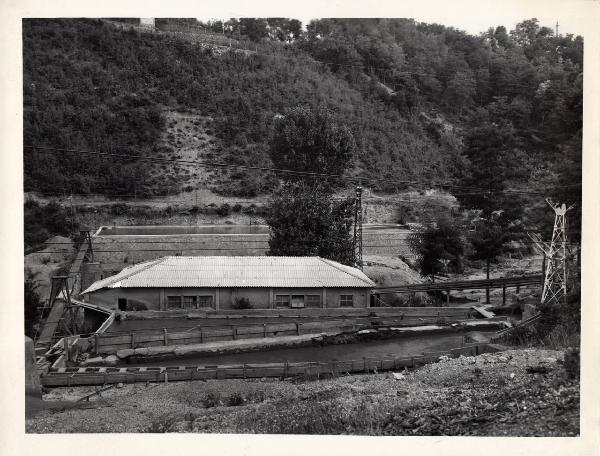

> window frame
[167,295,182,309]
[274,294,291,308]
[198,295,214,308]
[305,295,321,307]
[183,295,197,309]
[339,294,354,307]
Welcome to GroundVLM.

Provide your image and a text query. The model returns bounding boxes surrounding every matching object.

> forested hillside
[23,18,582,207]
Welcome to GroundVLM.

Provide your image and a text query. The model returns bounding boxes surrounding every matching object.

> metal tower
[528,199,575,307]
[353,186,363,269]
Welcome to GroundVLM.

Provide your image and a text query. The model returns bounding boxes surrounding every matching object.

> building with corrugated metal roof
[82,256,375,311]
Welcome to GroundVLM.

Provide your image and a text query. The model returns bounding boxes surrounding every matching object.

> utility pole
[528,199,574,307]
[353,186,363,270]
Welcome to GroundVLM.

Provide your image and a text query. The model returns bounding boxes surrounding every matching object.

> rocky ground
[26,348,579,435]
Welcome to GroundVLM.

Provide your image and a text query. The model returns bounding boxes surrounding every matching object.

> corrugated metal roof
[82,256,375,294]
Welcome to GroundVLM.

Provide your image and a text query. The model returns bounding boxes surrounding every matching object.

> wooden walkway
[374,274,542,293]
[36,299,66,349]
[41,343,502,387]
[35,236,92,352]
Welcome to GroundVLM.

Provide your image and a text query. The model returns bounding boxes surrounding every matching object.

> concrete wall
[86,286,371,310]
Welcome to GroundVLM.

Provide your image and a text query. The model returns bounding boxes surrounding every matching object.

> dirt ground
[26,348,579,435]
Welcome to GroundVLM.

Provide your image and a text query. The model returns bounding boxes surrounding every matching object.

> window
[275,295,290,307]
[291,295,305,308]
[340,295,354,307]
[183,296,197,309]
[198,296,213,308]
[167,296,182,309]
[306,295,321,307]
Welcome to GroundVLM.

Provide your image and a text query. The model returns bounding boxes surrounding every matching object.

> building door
[118,298,127,311]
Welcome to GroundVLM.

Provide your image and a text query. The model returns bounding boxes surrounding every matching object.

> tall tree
[456,115,525,300]
[409,216,465,281]
[270,106,356,179]
[266,182,355,265]
[267,106,357,264]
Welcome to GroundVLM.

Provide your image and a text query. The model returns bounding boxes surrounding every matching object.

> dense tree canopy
[409,217,465,279]
[270,106,356,177]
[266,182,355,265]
[23,17,582,239]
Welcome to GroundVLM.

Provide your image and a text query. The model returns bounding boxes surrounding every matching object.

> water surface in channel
[125,330,494,367]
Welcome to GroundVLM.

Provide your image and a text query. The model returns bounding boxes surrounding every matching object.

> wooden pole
[486,260,490,304]
[163,328,168,345]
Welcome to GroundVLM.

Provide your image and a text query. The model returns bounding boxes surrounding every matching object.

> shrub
[202,392,221,408]
[24,273,41,338]
[227,392,245,406]
[216,203,231,217]
[143,413,179,433]
[563,347,580,380]
[126,300,148,311]
[232,297,252,310]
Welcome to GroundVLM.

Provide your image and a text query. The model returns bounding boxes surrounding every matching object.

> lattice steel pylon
[353,186,363,270]
[528,199,575,307]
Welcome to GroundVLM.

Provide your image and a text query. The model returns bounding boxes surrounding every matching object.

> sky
[194,0,591,37]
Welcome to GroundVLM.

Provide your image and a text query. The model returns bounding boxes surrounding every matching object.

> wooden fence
[105,307,476,333]
[41,343,502,387]
[91,312,504,355]
[92,319,365,354]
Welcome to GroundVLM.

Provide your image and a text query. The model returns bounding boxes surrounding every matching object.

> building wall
[86,286,371,310]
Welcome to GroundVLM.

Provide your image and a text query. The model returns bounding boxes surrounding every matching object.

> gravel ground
[26,348,579,435]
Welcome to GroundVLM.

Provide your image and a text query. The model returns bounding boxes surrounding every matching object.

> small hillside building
[81,256,375,311]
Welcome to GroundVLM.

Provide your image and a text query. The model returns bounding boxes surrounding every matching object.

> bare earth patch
[26,348,578,435]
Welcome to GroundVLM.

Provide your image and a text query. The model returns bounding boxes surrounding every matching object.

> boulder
[104,355,119,366]
[82,356,104,366]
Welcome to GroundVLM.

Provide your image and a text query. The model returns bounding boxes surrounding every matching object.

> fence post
[296,322,300,335]
[263,323,267,338]
[233,326,237,340]
[130,332,135,349]
[199,327,203,343]
[63,337,71,361]
[163,328,168,346]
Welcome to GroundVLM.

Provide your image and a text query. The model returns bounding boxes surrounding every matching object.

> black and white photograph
[2,0,599,452]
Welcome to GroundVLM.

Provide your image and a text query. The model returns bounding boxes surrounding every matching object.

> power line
[24,145,582,197]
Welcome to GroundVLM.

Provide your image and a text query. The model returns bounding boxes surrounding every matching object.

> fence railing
[91,308,491,354]
[92,319,365,354]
